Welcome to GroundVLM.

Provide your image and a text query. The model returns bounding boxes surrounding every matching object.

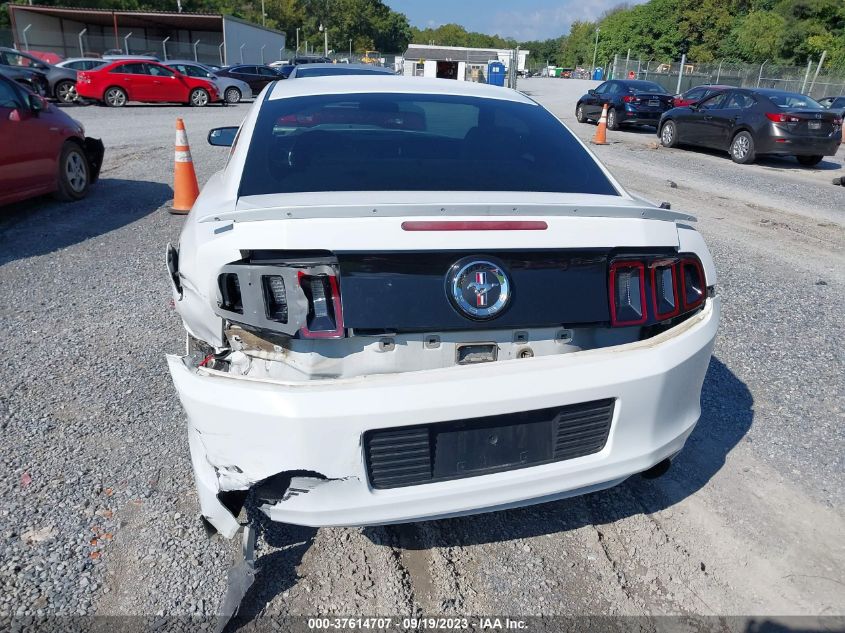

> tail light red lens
[622,95,637,103]
[298,272,344,338]
[609,255,706,327]
[609,261,648,326]
[650,261,680,320]
[680,258,706,311]
[766,112,800,123]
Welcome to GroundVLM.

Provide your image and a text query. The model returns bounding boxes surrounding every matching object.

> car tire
[660,120,679,148]
[190,88,210,107]
[104,86,127,107]
[606,107,620,130]
[54,141,90,202]
[224,87,241,104]
[730,131,755,164]
[575,103,587,123]
[796,155,823,166]
[55,80,77,104]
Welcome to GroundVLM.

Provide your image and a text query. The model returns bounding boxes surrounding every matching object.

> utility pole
[676,53,686,93]
[756,59,768,88]
[800,58,813,94]
[808,50,827,96]
[591,28,600,77]
[349,39,352,59]
[296,28,300,53]
[261,0,265,26]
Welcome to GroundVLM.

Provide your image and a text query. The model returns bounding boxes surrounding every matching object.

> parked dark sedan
[214,64,282,93]
[0,47,79,103]
[658,88,842,165]
[0,64,49,97]
[576,80,675,129]
[818,95,845,117]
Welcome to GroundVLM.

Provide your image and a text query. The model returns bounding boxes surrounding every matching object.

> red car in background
[0,74,103,206]
[76,60,219,107]
[673,84,734,107]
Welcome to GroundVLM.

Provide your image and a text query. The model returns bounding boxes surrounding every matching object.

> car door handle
[703,115,713,120]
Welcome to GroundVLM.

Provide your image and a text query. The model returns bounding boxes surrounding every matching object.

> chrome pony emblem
[446,258,511,319]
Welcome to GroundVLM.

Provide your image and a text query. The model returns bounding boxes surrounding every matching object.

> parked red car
[0,74,103,206]
[76,60,219,107]
[673,84,734,107]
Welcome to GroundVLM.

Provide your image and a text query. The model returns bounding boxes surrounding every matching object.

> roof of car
[268,75,534,103]
[164,59,207,65]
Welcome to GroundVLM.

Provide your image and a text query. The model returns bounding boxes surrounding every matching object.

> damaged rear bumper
[167,298,719,536]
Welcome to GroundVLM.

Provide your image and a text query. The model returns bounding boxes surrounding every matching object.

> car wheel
[660,120,679,148]
[54,142,90,201]
[55,80,77,104]
[796,155,823,166]
[606,107,620,130]
[575,103,587,123]
[190,88,210,107]
[730,131,755,164]
[104,86,127,107]
[224,87,241,104]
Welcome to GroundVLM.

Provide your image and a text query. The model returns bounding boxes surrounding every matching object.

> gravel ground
[0,82,843,628]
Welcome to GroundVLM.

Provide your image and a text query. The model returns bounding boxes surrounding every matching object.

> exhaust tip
[640,458,672,480]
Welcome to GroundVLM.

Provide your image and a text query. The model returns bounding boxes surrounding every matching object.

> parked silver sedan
[164,60,253,104]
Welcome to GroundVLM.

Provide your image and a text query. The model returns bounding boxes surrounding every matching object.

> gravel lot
[1,79,843,628]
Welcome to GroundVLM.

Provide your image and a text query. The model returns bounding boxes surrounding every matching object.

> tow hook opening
[640,458,672,479]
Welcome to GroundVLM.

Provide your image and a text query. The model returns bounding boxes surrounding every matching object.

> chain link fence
[611,54,845,99]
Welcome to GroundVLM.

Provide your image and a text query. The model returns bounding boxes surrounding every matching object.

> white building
[401,44,529,81]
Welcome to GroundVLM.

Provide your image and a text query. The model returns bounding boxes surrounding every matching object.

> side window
[833,97,845,109]
[257,67,278,77]
[594,82,609,94]
[111,63,146,74]
[187,65,210,78]
[0,79,22,108]
[147,64,175,77]
[685,88,704,101]
[725,92,754,109]
[699,93,727,110]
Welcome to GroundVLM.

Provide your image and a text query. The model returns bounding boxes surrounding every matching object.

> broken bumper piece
[167,298,719,535]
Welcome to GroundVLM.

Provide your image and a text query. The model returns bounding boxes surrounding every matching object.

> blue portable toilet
[593,67,604,81]
[487,61,506,86]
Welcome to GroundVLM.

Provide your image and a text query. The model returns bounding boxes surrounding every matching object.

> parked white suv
[166,76,719,538]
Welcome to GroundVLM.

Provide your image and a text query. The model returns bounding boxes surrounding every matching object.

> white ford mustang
[166,76,720,538]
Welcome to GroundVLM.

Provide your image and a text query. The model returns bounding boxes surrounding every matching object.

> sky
[384,0,646,41]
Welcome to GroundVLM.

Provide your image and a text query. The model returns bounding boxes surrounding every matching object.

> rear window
[239,93,619,197]
[762,91,823,109]
[627,81,667,94]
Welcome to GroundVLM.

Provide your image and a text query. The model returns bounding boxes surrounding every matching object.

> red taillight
[622,95,636,103]
[766,112,800,123]
[609,255,706,327]
[680,258,706,311]
[297,271,344,338]
[650,261,681,320]
[609,261,648,326]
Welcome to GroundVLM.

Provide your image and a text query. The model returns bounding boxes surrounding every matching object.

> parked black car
[214,65,282,93]
[0,64,49,97]
[0,47,79,103]
[658,88,843,165]
[576,80,675,129]
[818,95,845,117]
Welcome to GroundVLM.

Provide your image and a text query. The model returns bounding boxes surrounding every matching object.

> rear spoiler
[198,201,696,224]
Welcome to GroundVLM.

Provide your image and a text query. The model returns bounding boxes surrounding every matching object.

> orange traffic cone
[591,104,609,145]
[168,118,200,215]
